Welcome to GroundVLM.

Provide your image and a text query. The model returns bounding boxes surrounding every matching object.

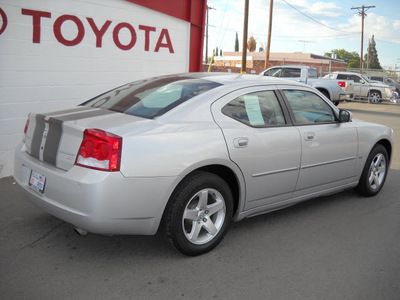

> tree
[235,32,239,52]
[324,49,360,68]
[247,35,256,52]
[364,35,382,70]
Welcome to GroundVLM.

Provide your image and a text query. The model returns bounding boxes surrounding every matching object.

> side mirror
[339,110,352,122]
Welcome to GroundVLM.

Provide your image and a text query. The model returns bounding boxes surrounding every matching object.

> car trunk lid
[24,106,142,171]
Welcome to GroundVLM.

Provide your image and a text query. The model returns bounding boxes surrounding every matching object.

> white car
[14,73,394,255]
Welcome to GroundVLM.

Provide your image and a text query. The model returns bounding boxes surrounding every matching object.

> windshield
[81,76,221,119]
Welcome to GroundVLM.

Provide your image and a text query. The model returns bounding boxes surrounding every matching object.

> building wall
[0,0,204,178]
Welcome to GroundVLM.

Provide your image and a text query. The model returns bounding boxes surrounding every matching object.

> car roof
[172,72,306,87]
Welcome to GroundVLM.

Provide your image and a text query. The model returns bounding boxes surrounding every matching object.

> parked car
[14,73,393,256]
[325,72,393,103]
[369,75,400,94]
[260,65,354,105]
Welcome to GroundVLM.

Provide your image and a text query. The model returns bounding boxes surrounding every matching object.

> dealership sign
[0,7,175,53]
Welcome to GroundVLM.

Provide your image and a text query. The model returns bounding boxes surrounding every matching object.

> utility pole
[241,0,249,73]
[264,0,273,69]
[205,6,215,64]
[351,5,375,72]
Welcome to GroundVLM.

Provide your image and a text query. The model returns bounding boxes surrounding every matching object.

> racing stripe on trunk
[43,118,63,165]
[30,114,46,159]
[28,108,116,167]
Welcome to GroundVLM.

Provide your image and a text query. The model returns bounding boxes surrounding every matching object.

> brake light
[75,129,122,172]
[23,114,30,143]
[338,81,346,88]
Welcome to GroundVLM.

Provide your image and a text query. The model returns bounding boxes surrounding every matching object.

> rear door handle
[234,137,249,148]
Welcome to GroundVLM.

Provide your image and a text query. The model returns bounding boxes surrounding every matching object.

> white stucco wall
[0,0,190,177]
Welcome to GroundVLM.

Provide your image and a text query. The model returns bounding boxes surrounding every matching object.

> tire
[163,171,233,256]
[333,101,340,106]
[368,91,381,103]
[355,144,388,197]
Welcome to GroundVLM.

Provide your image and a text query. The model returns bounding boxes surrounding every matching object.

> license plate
[29,170,46,194]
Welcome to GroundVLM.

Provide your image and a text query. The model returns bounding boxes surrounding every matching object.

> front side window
[222,91,286,127]
[350,75,363,83]
[308,69,318,78]
[283,90,336,125]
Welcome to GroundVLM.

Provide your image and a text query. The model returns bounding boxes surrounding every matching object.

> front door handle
[304,132,315,141]
[234,137,249,148]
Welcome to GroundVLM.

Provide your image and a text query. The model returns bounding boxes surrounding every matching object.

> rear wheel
[163,171,233,256]
[356,144,388,197]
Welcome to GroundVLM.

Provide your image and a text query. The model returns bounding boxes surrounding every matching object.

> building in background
[209,52,348,75]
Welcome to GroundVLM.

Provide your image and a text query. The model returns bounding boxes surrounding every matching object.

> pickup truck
[260,65,354,105]
[324,72,393,103]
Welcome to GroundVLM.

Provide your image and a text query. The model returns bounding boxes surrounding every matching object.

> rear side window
[222,91,286,127]
[263,68,283,77]
[82,77,221,119]
[283,90,336,125]
[337,74,349,80]
[282,68,301,78]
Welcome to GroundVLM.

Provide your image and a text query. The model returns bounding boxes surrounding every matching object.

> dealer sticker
[29,170,46,194]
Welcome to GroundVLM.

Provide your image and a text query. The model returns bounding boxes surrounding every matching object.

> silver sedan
[14,73,394,256]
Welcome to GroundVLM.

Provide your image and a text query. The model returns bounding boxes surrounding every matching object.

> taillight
[23,114,30,143]
[338,81,346,88]
[75,129,122,172]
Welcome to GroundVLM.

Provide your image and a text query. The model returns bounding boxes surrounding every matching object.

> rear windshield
[81,76,221,119]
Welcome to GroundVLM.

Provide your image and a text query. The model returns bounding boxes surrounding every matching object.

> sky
[206,0,400,70]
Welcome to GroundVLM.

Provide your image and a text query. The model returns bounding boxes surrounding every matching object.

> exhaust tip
[73,227,88,237]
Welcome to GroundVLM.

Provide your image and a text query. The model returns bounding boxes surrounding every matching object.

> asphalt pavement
[1,101,399,300]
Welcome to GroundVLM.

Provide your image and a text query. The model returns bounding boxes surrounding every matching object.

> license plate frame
[28,170,46,194]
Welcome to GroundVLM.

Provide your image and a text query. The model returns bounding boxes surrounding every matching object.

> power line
[280,0,352,34]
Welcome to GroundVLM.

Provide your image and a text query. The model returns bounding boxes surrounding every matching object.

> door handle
[304,132,315,141]
[234,137,249,148]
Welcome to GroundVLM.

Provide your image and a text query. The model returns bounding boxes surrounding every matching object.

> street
[1,101,399,300]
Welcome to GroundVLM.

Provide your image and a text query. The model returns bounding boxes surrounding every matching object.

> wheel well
[377,139,392,163]
[369,90,381,97]
[158,165,241,234]
[196,165,240,213]
[317,88,330,99]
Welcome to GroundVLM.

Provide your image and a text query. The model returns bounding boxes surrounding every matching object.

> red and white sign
[0,0,206,178]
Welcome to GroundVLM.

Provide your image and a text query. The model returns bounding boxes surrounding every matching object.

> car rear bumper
[14,143,179,235]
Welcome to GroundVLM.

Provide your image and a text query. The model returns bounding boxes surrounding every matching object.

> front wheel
[369,91,382,103]
[163,171,233,256]
[356,144,388,197]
